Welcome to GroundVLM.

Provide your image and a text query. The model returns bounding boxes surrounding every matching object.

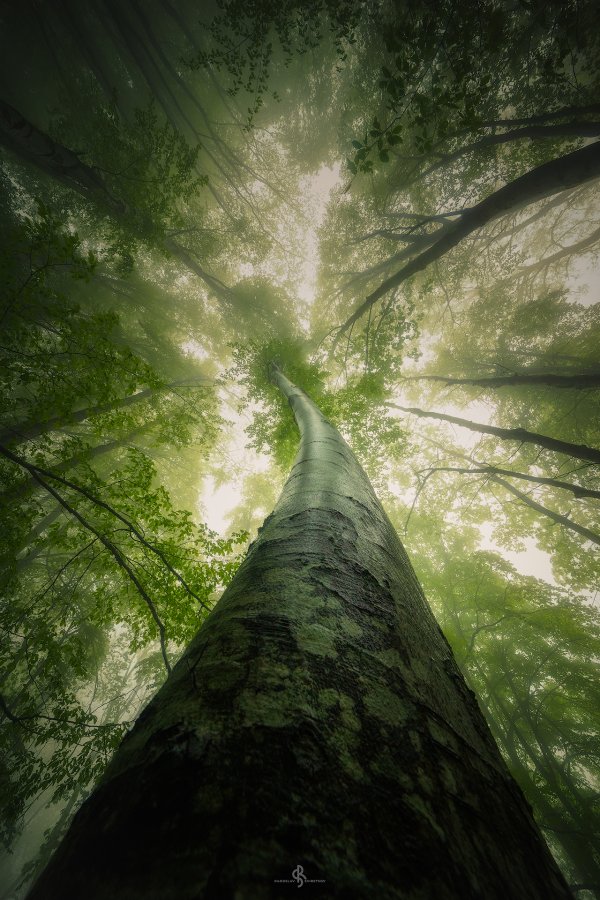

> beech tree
[26,367,571,898]
[1,1,599,896]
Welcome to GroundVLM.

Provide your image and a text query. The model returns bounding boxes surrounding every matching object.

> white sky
[297,164,341,308]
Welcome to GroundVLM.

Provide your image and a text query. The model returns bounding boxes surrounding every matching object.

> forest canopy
[0,0,599,896]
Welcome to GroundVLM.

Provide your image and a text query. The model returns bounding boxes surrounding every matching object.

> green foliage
[0,187,245,857]
[0,203,160,436]
[226,276,298,338]
[228,336,325,469]
[228,338,409,484]
[189,0,361,127]
[385,498,600,885]
[50,94,205,243]
[346,0,600,178]
[0,445,247,849]
[0,0,599,890]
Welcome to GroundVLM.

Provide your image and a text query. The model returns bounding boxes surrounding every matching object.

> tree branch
[0,443,210,613]
[333,141,600,345]
[386,403,600,465]
[418,465,600,500]
[400,372,600,390]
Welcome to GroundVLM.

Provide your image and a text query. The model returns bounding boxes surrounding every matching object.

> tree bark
[388,403,600,465]
[0,99,126,214]
[336,140,600,340]
[417,122,600,182]
[27,368,571,899]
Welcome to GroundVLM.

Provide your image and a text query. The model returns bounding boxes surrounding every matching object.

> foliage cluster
[228,337,410,486]
[347,0,600,175]
[189,0,363,125]
[0,182,246,876]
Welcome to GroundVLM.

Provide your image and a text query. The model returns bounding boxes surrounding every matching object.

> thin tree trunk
[481,103,600,129]
[0,100,232,304]
[444,583,599,887]
[15,505,64,572]
[0,377,211,448]
[340,230,438,294]
[417,122,600,181]
[514,224,600,277]
[403,373,600,390]
[336,140,600,340]
[100,0,201,144]
[387,403,600,465]
[409,104,600,167]
[424,465,600,500]
[487,475,600,546]
[31,1,78,106]
[0,99,126,214]
[460,645,597,888]
[58,0,120,107]
[27,368,571,899]
[162,238,236,306]
[0,431,148,505]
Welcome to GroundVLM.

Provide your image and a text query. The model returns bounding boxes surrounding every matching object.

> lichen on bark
[27,367,572,899]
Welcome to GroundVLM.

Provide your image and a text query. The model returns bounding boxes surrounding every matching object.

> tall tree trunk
[26,368,571,899]
[388,403,600,465]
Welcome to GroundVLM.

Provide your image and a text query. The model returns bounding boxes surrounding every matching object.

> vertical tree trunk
[27,368,571,899]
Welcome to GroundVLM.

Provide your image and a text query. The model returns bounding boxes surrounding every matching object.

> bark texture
[27,370,571,899]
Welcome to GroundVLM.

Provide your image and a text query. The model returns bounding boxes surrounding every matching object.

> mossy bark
[27,369,572,899]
